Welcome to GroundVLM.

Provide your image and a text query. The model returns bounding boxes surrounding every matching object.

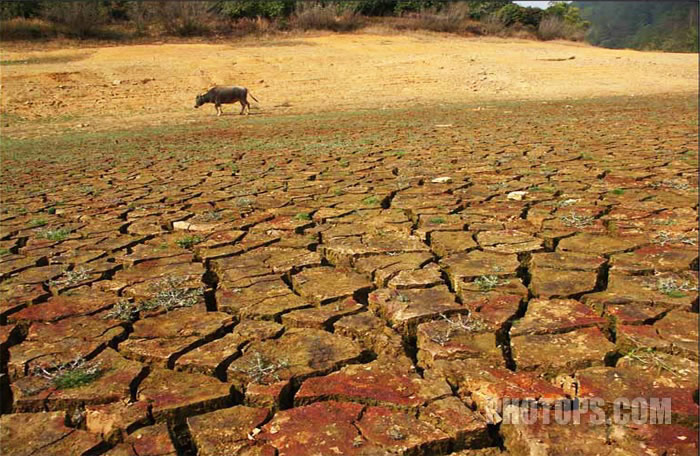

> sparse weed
[610,188,625,195]
[560,212,595,228]
[474,275,509,291]
[656,277,697,298]
[653,231,697,246]
[232,351,290,384]
[294,212,311,221]
[142,276,203,312]
[556,198,579,208]
[200,211,222,222]
[430,313,488,346]
[34,357,103,390]
[49,266,92,287]
[387,426,406,441]
[0,248,10,256]
[102,299,139,322]
[623,335,680,377]
[429,217,446,224]
[236,197,253,207]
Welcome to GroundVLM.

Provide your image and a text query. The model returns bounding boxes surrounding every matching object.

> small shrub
[560,213,594,228]
[49,267,92,288]
[41,1,110,39]
[474,275,509,291]
[232,351,289,384]
[143,276,203,312]
[293,2,364,32]
[153,1,213,37]
[102,300,139,322]
[537,16,585,41]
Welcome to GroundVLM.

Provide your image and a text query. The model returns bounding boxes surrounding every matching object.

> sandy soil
[1,31,697,137]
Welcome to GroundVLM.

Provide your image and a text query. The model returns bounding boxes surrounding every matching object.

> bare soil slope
[1,32,697,137]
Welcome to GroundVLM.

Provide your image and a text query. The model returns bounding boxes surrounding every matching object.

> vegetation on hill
[574,1,698,52]
[0,0,588,41]
[2,0,696,52]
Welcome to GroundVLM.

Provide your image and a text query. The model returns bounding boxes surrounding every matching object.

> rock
[507,191,528,201]
[136,368,233,421]
[227,328,363,389]
[511,327,616,374]
[430,231,477,257]
[281,297,364,329]
[86,401,151,443]
[295,360,451,409]
[510,298,606,337]
[11,348,145,412]
[416,317,501,368]
[8,315,126,380]
[119,307,234,367]
[188,406,270,456]
[369,286,465,337]
[0,411,103,456]
[356,405,451,454]
[431,177,452,183]
[291,266,373,304]
[127,423,176,456]
[419,397,491,449]
[258,401,379,455]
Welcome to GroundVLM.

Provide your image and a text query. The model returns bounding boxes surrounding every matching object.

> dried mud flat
[1,35,699,456]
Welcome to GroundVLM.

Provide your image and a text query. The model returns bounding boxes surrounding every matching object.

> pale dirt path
[1,31,697,138]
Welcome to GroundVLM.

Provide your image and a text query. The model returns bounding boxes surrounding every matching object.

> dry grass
[537,16,586,41]
[292,3,364,32]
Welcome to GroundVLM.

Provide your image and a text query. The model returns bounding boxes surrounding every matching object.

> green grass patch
[176,235,202,249]
[294,212,311,221]
[362,196,380,206]
[29,217,47,227]
[39,228,70,241]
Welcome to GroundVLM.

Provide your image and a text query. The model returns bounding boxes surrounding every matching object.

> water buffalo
[194,86,259,116]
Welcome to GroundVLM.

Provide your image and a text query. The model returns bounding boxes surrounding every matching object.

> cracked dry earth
[0,93,698,456]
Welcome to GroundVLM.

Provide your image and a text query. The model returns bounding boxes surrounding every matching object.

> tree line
[2,1,696,52]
